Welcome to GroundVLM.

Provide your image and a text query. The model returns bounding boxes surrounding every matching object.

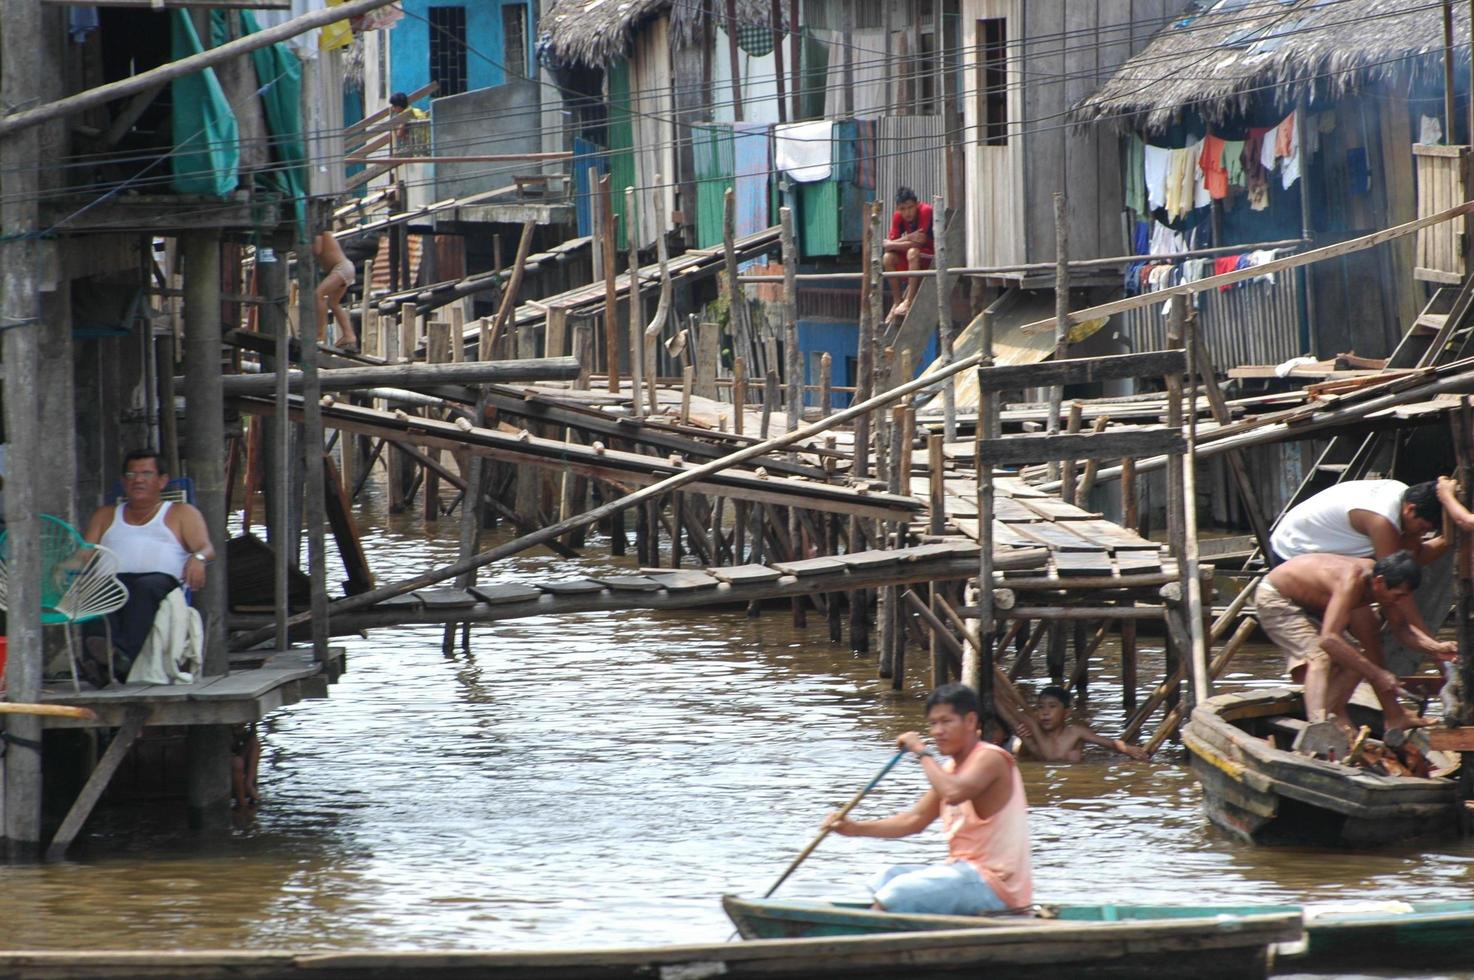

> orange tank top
[940,741,1033,908]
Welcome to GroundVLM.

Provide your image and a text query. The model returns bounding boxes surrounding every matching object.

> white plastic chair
[0,515,131,692]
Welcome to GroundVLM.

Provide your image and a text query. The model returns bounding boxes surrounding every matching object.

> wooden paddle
[763,748,909,899]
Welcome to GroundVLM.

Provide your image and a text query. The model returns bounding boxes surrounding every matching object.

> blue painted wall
[797,319,936,408]
[390,1,532,101]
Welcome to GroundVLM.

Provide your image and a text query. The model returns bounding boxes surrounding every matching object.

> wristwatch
[190,552,208,563]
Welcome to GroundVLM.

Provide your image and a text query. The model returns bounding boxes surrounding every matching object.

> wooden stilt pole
[184,229,232,826]
[601,174,620,393]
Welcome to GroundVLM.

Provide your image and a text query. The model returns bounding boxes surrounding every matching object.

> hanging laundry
[1127,136,1147,216]
[1144,144,1172,213]
[1421,115,1444,145]
[1222,139,1246,187]
[1244,127,1273,211]
[1200,136,1229,200]
[774,121,834,182]
[1215,255,1240,291]
[1149,220,1186,256]
[1277,115,1300,190]
[1164,147,1192,218]
[1246,249,1280,285]
[1190,140,1212,209]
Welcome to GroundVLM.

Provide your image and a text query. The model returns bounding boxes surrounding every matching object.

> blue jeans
[871,861,1008,915]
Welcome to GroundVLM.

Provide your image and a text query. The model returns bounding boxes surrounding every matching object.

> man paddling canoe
[822,684,1033,915]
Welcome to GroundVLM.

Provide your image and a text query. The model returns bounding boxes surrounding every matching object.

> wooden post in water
[934,194,957,442]
[779,207,804,627]
[423,320,453,521]
[1164,296,1189,719]
[974,307,997,730]
[1120,456,1139,710]
[183,229,233,825]
[298,213,330,670]
[723,188,755,372]
[626,187,644,418]
[601,174,620,392]
[1061,401,1082,506]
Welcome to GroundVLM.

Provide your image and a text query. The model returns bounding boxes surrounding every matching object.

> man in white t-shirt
[1269,478,1473,666]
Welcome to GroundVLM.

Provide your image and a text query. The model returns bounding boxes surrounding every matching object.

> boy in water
[1013,686,1149,762]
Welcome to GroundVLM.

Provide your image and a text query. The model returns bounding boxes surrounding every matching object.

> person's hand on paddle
[896,731,927,758]
[821,811,858,836]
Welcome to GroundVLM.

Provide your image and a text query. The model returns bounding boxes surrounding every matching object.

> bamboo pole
[934,194,956,442]
[601,174,620,393]
[627,187,644,419]
[487,220,536,353]
[642,177,673,417]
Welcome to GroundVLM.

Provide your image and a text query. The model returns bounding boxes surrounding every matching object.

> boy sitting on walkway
[1013,686,1148,761]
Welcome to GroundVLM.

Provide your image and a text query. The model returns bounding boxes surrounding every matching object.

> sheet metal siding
[876,115,944,212]
[798,319,857,407]
[692,125,736,249]
[572,137,608,239]
[1121,274,1303,372]
[606,60,637,251]
[733,123,772,238]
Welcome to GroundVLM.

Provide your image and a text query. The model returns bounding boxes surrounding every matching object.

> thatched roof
[542,0,776,69]
[1074,0,1471,133]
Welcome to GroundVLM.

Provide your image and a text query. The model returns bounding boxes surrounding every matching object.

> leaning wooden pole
[299,215,330,666]
[601,174,620,393]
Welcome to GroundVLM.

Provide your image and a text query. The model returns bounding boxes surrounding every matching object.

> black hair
[1403,481,1443,525]
[1373,550,1422,591]
[894,185,918,205]
[926,683,979,718]
[1038,684,1071,708]
[389,92,409,109]
[122,449,165,475]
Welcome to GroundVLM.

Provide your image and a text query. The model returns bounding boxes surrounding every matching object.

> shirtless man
[1255,550,1449,732]
[823,684,1032,915]
[312,231,359,352]
[882,186,934,323]
[81,449,214,685]
[1013,686,1148,762]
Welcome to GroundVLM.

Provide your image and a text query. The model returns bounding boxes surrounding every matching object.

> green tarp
[169,11,239,197]
[241,10,307,236]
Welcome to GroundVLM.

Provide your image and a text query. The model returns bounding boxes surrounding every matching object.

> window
[428,6,468,97]
[976,18,1007,146]
[502,4,529,78]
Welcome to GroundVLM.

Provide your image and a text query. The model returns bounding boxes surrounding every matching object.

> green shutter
[606,60,637,251]
[693,124,736,249]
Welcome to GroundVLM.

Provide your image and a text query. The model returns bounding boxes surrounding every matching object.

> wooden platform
[38,650,339,729]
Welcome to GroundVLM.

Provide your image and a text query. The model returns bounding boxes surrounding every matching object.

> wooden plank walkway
[38,650,339,729]
[228,544,1051,633]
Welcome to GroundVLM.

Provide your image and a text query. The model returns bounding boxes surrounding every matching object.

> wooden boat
[724,895,1474,974]
[1181,687,1459,846]
[0,915,1303,980]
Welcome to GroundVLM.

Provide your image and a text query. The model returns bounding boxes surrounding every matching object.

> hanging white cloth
[1144,145,1171,212]
[126,589,202,686]
[775,121,834,183]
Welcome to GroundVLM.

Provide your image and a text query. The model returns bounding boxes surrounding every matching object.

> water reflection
[1,479,1471,958]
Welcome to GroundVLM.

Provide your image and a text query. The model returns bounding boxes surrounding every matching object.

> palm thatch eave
[542,0,777,70]
[1072,0,1472,134]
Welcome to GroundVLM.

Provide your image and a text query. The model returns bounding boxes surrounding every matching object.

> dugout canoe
[1181,688,1459,846]
[723,896,1474,973]
[0,915,1303,980]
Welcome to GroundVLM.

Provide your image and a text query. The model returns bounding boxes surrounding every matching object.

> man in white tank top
[78,449,215,685]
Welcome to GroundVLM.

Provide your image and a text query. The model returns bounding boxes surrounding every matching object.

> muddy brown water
[2,483,1473,978]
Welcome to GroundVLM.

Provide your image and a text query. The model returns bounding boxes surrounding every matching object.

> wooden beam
[978,429,1185,466]
[345,152,572,166]
[217,357,580,395]
[45,709,147,859]
[976,350,1187,392]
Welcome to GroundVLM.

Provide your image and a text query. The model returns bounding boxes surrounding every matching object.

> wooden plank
[593,575,663,592]
[707,564,783,584]
[537,579,607,595]
[189,666,319,701]
[833,550,903,570]
[1115,550,1167,573]
[900,541,982,562]
[468,584,544,605]
[45,708,148,859]
[1052,550,1115,576]
[1069,518,1157,550]
[979,429,1185,466]
[770,556,847,576]
[1017,497,1096,522]
[643,570,719,592]
[1010,521,1102,551]
[975,350,1186,391]
[415,588,478,609]
[990,496,1038,522]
